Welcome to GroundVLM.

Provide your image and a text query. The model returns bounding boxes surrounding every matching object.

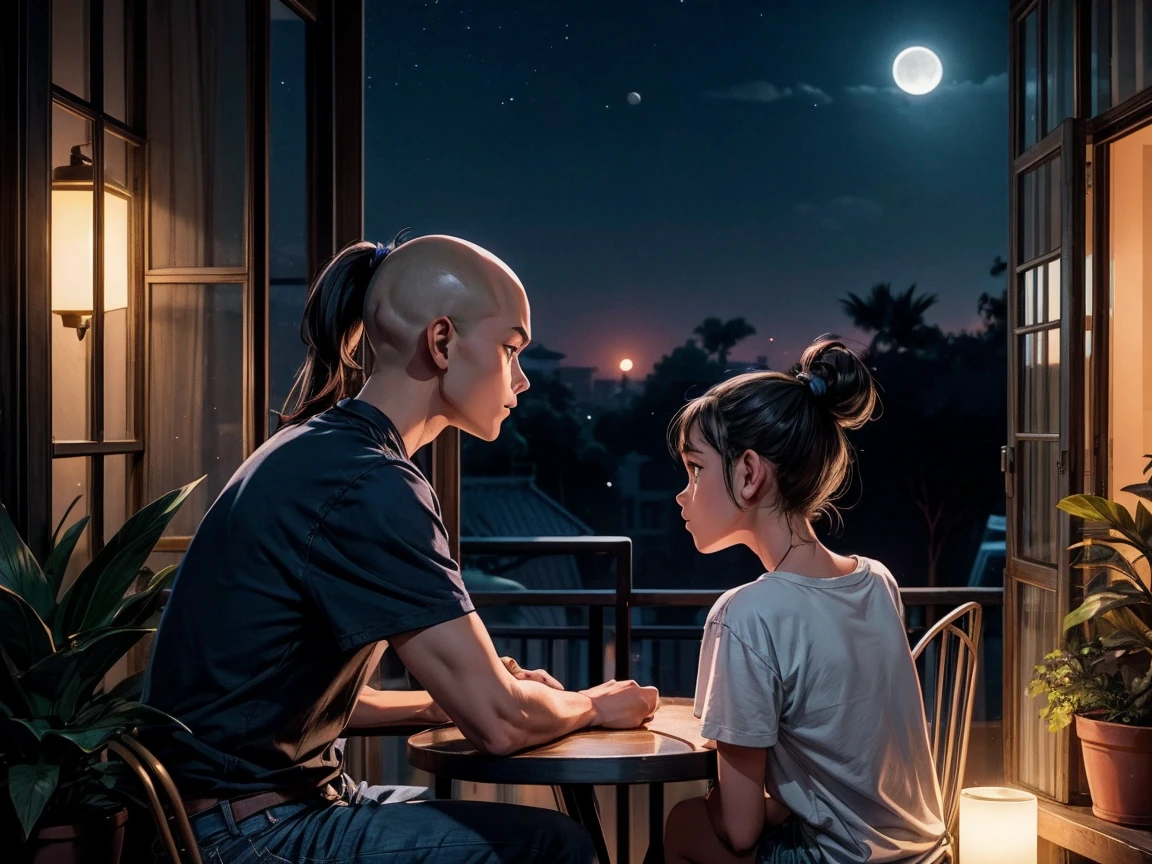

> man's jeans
[187,796,598,864]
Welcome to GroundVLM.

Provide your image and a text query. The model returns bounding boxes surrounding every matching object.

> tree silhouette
[693,317,757,365]
[840,283,939,355]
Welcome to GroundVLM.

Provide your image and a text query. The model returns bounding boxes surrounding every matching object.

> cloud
[792,196,885,232]
[708,80,832,105]
[844,72,1008,100]
[796,82,833,105]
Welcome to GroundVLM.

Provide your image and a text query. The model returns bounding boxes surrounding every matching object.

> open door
[1004,118,1086,802]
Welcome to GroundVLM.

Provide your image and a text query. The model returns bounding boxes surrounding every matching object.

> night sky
[361,0,1007,376]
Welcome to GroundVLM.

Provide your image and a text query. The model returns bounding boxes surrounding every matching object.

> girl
[663,337,947,864]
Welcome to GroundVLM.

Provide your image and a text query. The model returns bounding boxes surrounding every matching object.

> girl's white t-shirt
[693,556,947,863]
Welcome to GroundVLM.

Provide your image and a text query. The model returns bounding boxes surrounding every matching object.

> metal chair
[911,601,984,861]
[107,733,204,864]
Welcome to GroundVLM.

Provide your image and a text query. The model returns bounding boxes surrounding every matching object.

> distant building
[519,343,566,376]
[556,365,597,404]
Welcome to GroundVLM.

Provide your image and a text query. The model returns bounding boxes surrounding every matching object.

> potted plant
[1,479,200,862]
[1028,457,1152,826]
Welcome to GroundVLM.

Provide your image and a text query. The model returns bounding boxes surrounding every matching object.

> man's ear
[426,316,455,371]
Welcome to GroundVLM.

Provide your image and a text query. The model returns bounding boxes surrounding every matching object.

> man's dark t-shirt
[142,399,473,798]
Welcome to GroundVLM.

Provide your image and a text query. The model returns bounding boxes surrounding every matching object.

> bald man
[143,236,657,864]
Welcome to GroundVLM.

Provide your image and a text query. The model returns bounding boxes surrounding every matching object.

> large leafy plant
[0,479,201,842]
[1029,457,1152,731]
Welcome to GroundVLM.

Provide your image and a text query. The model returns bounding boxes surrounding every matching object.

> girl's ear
[738,450,774,506]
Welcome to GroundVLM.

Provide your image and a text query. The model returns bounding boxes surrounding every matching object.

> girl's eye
[686,463,702,481]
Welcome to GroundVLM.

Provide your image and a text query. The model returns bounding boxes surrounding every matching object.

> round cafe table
[407,697,716,864]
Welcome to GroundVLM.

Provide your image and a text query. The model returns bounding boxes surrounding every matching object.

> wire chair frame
[911,601,984,841]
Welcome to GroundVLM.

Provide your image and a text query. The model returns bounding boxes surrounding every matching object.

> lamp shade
[959,786,1037,864]
[51,153,130,323]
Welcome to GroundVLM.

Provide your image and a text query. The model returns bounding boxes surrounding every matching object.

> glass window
[147,283,245,536]
[104,454,133,540]
[51,457,92,592]
[1022,9,1040,150]
[1016,582,1059,795]
[104,0,131,122]
[1092,0,1152,115]
[52,0,91,100]
[104,132,140,441]
[1045,0,1075,132]
[269,1,310,433]
[1020,325,1060,435]
[1108,123,1152,511]
[51,107,95,443]
[147,0,247,268]
[1020,156,1061,264]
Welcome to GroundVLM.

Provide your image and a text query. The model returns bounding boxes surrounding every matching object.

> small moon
[892,47,943,95]
[626,91,641,106]
[619,358,634,372]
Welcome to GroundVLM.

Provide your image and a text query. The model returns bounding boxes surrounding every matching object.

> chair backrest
[911,601,983,839]
[108,734,204,864]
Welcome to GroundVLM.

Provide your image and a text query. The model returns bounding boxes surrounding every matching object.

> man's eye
[504,345,517,358]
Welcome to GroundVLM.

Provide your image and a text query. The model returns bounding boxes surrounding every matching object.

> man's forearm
[482,679,597,754]
[346,686,442,729]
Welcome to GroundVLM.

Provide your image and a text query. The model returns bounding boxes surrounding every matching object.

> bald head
[363,235,528,364]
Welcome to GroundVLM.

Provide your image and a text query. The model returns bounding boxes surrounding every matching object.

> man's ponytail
[278,233,407,427]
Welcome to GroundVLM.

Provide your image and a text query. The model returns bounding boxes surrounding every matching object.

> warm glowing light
[892,47,943,95]
[619,359,634,373]
[959,787,1037,864]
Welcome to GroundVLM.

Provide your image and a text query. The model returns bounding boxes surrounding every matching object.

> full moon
[619,358,634,372]
[892,47,943,95]
[626,91,641,106]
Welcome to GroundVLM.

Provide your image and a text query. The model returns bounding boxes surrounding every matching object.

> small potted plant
[1028,457,1152,826]
[1,479,200,862]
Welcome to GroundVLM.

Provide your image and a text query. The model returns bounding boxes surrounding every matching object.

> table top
[406,697,717,786]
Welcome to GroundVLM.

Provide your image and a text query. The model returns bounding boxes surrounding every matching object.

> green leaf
[46,703,187,753]
[0,644,31,717]
[0,503,54,621]
[1137,502,1152,544]
[1099,607,1152,651]
[110,566,176,629]
[54,478,202,642]
[8,760,60,840]
[1121,481,1152,505]
[11,717,53,740]
[43,514,90,604]
[19,628,154,724]
[1064,587,1150,630]
[50,495,82,550]
[1059,494,1139,534]
[0,585,55,669]
[1070,541,1149,591]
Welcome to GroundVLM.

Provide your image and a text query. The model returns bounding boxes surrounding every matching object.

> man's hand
[579,679,659,728]
[500,656,563,690]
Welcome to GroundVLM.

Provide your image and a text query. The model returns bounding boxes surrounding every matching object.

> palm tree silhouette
[693,317,757,365]
[840,283,938,355]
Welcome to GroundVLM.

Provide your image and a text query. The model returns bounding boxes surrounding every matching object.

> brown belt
[183,789,315,822]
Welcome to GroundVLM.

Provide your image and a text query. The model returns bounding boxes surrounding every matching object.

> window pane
[1093,0,1152,114]
[1109,122,1152,510]
[52,107,94,442]
[104,0,133,123]
[53,0,91,100]
[104,454,133,540]
[1046,0,1075,132]
[147,0,247,267]
[1020,327,1060,434]
[1017,440,1060,564]
[104,133,141,441]
[1022,10,1040,150]
[51,457,92,594]
[1015,582,1059,795]
[1020,157,1060,263]
[1092,0,1110,114]
[147,283,244,536]
[269,1,310,433]
[1019,260,1061,326]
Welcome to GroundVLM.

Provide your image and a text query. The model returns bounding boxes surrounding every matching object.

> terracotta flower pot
[30,808,129,864]
[1075,713,1152,827]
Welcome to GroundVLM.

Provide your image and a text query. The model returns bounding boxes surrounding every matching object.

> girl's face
[674,428,747,554]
